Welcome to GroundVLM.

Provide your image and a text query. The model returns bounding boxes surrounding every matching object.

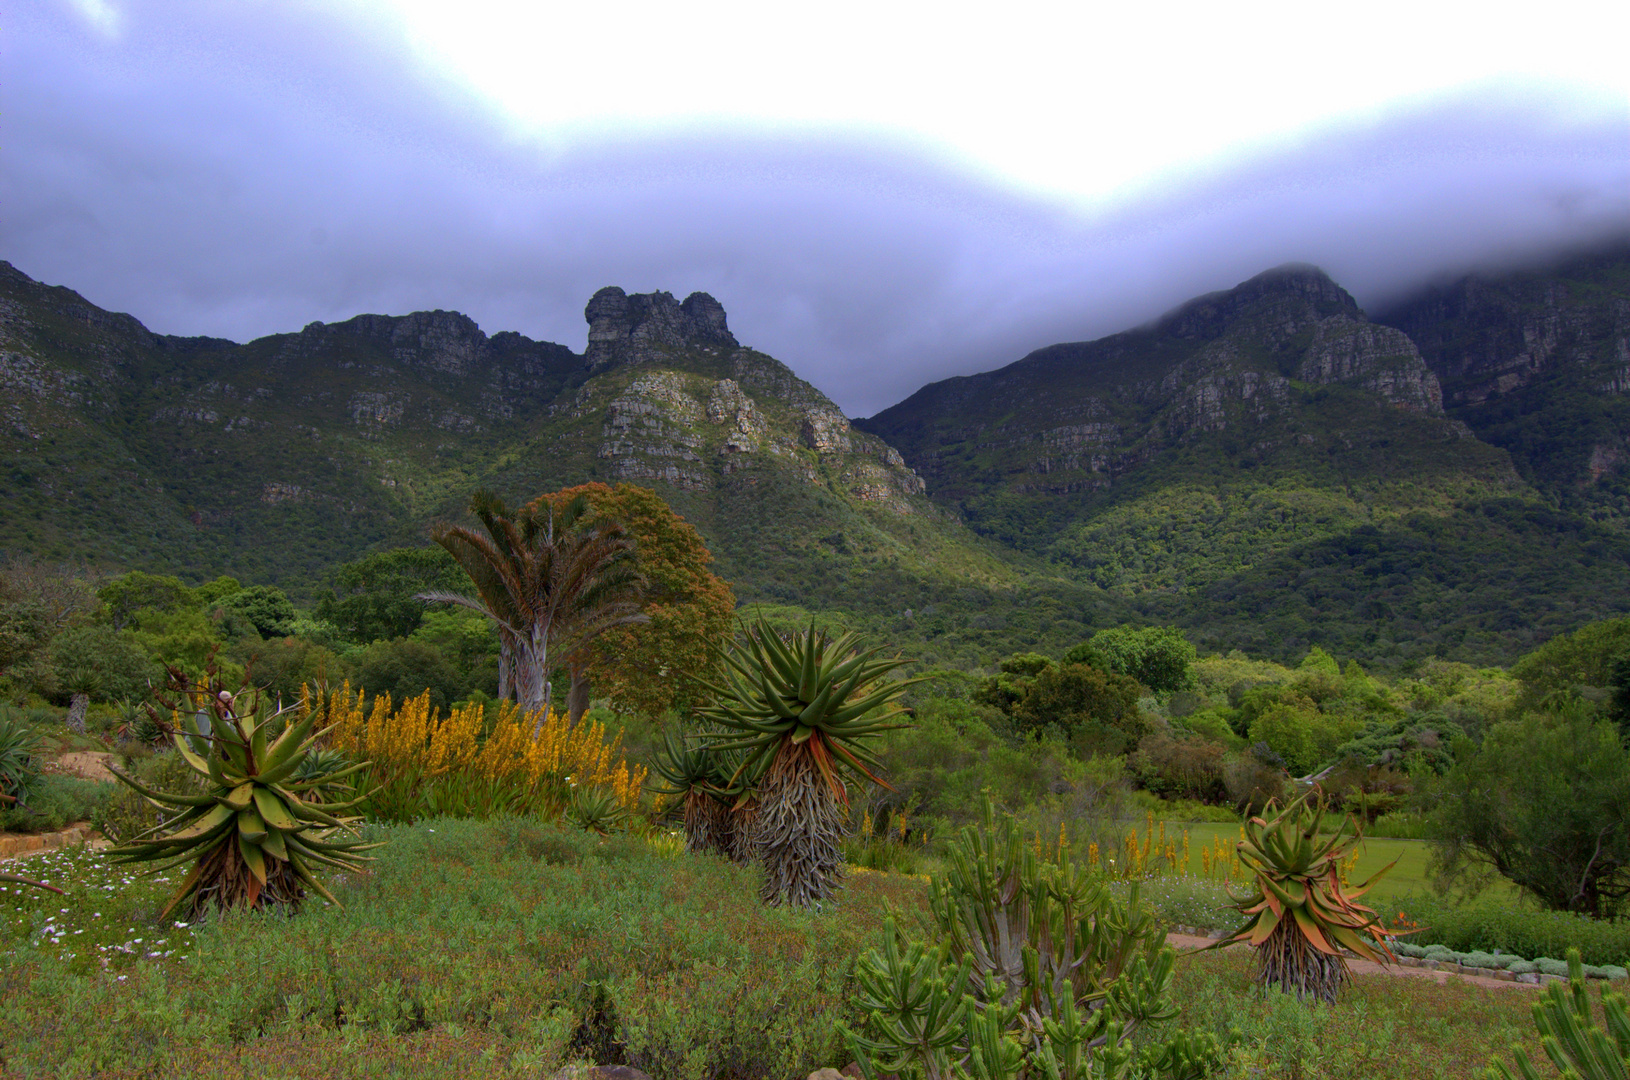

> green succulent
[697,619,915,792]
[0,713,42,807]
[1208,791,1396,1003]
[1487,948,1630,1080]
[695,618,917,908]
[108,662,381,920]
[844,803,1229,1080]
[564,784,629,836]
[290,746,358,804]
[648,728,741,855]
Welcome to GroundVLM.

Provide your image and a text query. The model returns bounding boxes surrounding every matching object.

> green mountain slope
[859,263,1630,665]
[0,265,1026,625]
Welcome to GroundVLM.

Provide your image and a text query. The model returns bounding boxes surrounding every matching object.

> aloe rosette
[648,728,742,856]
[696,618,916,907]
[109,673,380,920]
[1210,792,1395,1002]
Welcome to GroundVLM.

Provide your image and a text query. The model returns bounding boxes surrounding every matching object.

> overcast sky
[4,2,1627,416]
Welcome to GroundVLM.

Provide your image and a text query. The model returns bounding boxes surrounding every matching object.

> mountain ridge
[6,250,1630,668]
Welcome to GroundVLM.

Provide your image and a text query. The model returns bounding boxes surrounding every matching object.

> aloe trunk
[755,741,846,908]
[1257,918,1346,1003]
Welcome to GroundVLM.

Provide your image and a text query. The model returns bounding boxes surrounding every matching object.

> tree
[215,585,296,638]
[532,484,734,723]
[314,548,465,644]
[1013,662,1146,756]
[97,571,196,631]
[350,638,466,714]
[1428,705,1630,917]
[425,491,647,722]
[1087,625,1197,695]
[44,626,155,733]
[1511,617,1630,712]
[973,652,1054,714]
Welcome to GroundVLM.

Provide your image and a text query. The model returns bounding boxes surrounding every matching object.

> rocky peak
[584,287,738,371]
[1157,264,1360,342]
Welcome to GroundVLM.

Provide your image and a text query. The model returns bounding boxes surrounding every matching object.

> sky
[4,1,1628,416]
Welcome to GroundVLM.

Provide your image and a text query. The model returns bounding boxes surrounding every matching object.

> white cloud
[355,0,1629,209]
[64,0,121,38]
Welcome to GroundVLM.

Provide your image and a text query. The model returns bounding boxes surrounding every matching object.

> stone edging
[1166,924,1565,985]
[0,824,97,863]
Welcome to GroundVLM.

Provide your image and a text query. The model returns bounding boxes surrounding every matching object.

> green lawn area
[1152,821,1517,906]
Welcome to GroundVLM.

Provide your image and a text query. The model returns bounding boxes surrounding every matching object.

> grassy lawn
[1155,821,1517,906]
[0,817,1565,1080]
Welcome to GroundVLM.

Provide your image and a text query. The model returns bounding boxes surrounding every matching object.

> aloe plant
[696,618,915,907]
[648,728,739,856]
[1209,791,1395,1003]
[1487,948,1630,1080]
[564,784,629,835]
[108,662,381,919]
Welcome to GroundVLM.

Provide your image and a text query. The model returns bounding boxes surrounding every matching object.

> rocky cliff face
[1374,242,1630,494]
[583,287,738,371]
[860,264,1456,501]
[0,262,948,602]
[570,292,927,509]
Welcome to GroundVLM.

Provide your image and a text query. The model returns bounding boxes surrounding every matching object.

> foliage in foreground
[1210,794,1394,1004]
[1486,949,1630,1080]
[107,664,379,918]
[0,817,926,1080]
[844,803,1230,1080]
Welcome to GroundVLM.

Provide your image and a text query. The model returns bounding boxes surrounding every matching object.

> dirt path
[48,751,118,782]
[1166,932,1537,991]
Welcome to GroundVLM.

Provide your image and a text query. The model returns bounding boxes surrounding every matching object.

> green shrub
[0,711,42,805]
[1395,893,1630,967]
[1365,810,1430,839]
[91,749,208,843]
[0,773,111,833]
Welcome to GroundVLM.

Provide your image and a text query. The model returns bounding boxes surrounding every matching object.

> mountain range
[3,239,1628,668]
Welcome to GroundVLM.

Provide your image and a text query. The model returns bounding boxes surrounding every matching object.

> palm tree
[423,491,647,726]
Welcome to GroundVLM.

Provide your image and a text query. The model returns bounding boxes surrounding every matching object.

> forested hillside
[5,248,1630,668]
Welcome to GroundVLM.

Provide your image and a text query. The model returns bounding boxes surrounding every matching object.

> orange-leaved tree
[531,483,735,724]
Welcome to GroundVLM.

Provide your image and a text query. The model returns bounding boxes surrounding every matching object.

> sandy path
[50,752,119,782]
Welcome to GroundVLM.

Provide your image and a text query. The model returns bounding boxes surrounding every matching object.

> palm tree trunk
[567,660,592,728]
[497,628,514,702]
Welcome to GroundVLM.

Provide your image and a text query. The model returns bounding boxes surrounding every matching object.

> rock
[552,1066,654,1080]
[799,406,853,453]
[585,287,738,371]
[809,1069,847,1080]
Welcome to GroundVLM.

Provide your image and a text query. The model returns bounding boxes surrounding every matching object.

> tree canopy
[532,483,735,720]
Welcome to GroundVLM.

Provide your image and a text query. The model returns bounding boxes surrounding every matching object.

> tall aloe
[108,662,380,919]
[649,728,742,856]
[1208,791,1395,1003]
[696,619,915,907]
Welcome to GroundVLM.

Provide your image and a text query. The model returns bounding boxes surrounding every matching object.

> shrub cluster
[1394,892,1630,968]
